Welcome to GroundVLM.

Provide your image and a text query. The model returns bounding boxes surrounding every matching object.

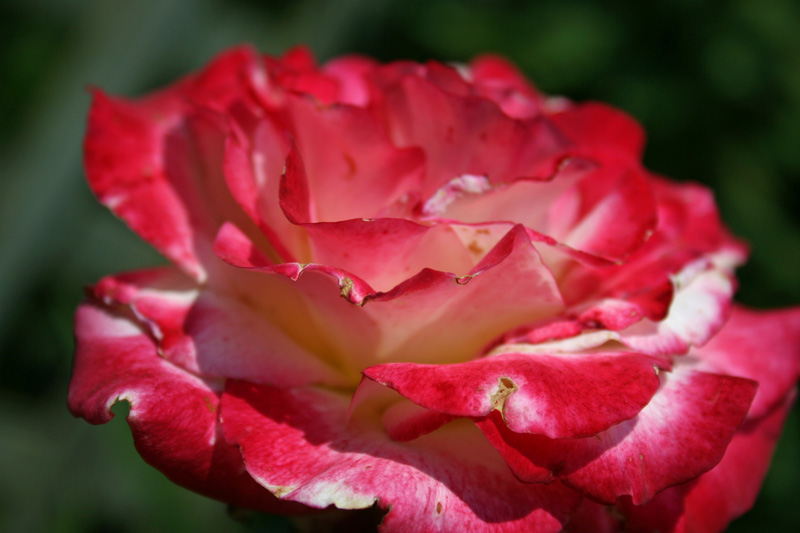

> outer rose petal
[321,55,378,106]
[619,391,796,533]
[693,305,800,418]
[221,381,581,532]
[84,46,266,281]
[548,102,646,160]
[558,178,747,323]
[469,55,545,119]
[478,362,757,504]
[67,303,305,514]
[89,267,348,388]
[363,350,662,439]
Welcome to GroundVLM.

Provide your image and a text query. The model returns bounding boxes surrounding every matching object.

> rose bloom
[69,46,800,532]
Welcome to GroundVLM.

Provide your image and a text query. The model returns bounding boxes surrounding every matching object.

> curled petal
[221,381,581,532]
[615,259,736,355]
[223,115,306,262]
[694,305,800,418]
[468,54,544,119]
[552,163,657,262]
[84,46,266,281]
[382,73,568,195]
[548,102,646,160]
[363,350,662,439]
[559,178,748,322]
[619,391,796,532]
[215,223,564,370]
[68,302,304,514]
[90,267,348,388]
[478,362,757,504]
[304,219,473,293]
[505,257,737,358]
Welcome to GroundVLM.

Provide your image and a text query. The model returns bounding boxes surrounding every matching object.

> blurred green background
[1,0,798,531]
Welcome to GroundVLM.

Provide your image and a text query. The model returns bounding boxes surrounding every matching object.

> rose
[69,45,800,532]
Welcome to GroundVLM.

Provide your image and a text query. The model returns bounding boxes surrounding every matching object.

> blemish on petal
[491,376,518,413]
[467,240,484,255]
[436,501,443,515]
[272,486,295,498]
[340,277,355,300]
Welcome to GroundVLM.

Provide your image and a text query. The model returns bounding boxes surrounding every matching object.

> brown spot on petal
[339,277,366,306]
[436,502,443,514]
[272,486,294,498]
[467,240,484,255]
[340,277,355,300]
[491,377,518,414]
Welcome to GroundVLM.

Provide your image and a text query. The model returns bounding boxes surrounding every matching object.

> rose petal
[89,267,348,388]
[548,102,646,160]
[321,55,379,106]
[478,362,758,504]
[500,255,736,361]
[380,398,460,442]
[694,305,800,418]
[554,163,657,262]
[221,381,580,532]
[363,350,662,439]
[262,46,342,105]
[283,95,425,222]
[559,177,748,321]
[304,219,474,293]
[469,55,544,119]
[223,114,307,261]
[422,159,588,232]
[84,46,265,281]
[68,302,304,514]
[620,390,796,532]
[615,259,736,355]
[382,73,567,195]
[215,223,564,370]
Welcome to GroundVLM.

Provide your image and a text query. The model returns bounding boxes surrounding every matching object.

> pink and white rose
[69,46,800,532]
